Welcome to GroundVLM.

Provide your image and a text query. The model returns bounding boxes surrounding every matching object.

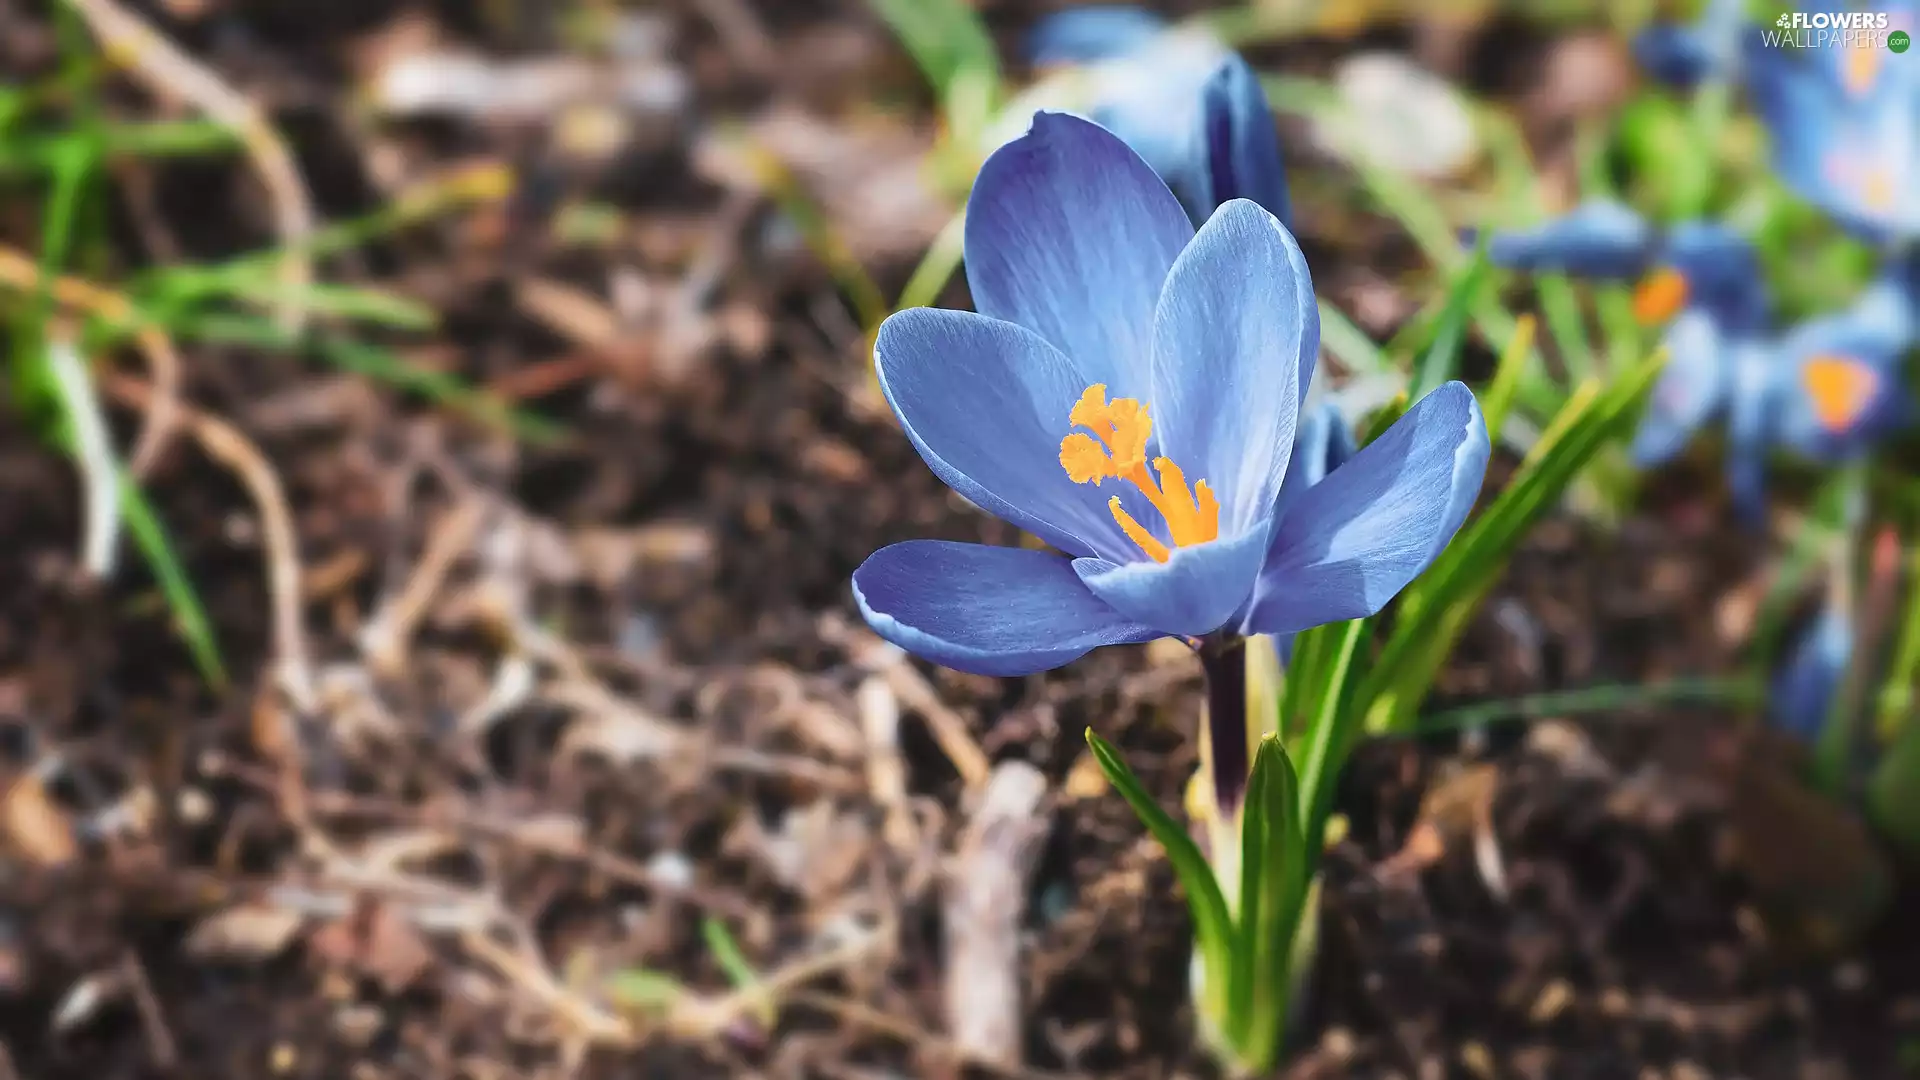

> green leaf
[1291,618,1369,838]
[1480,314,1535,443]
[1230,734,1308,1070]
[1362,348,1667,734]
[1414,677,1760,735]
[180,315,563,445]
[1317,299,1392,377]
[1748,468,1856,674]
[1875,531,1920,744]
[1085,728,1236,1025]
[1411,247,1487,399]
[1867,715,1920,865]
[864,0,1001,143]
[605,968,686,1011]
[895,209,966,313]
[119,478,227,689]
[1533,274,1594,382]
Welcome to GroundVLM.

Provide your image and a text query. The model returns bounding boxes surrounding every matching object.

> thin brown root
[63,0,315,334]
[104,374,314,712]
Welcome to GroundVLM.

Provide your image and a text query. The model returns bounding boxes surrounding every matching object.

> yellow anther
[1059,385,1220,563]
[1862,165,1896,211]
[1844,43,1882,97]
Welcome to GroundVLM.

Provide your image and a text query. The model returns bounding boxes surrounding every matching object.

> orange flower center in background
[1803,355,1880,433]
[1058,384,1219,563]
[1632,266,1690,325]
[1844,42,1883,97]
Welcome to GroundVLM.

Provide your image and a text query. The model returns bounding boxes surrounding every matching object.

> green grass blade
[895,209,966,313]
[864,0,1001,142]
[119,478,227,688]
[1363,348,1667,734]
[1877,536,1920,743]
[1481,314,1535,444]
[1411,246,1487,398]
[1414,677,1760,735]
[181,315,562,445]
[1232,734,1307,1070]
[1085,728,1236,1025]
[1533,273,1594,382]
[1318,299,1392,377]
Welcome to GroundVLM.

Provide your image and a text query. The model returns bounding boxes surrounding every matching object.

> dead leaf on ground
[307,896,436,994]
[184,904,307,961]
[2,772,77,867]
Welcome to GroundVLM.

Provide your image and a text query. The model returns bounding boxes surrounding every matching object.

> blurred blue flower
[1485,201,1768,331]
[1743,5,1920,242]
[1270,400,1358,666]
[1022,6,1291,226]
[1632,0,1747,88]
[1769,292,1913,463]
[852,114,1489,676]
[1486,199,1912,522]
[1770,601,1854,742]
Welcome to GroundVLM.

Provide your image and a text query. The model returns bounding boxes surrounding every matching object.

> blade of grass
[1415,677,1761,735]
[1411,246,1487,398]
[1481,314,1535,443]
[1318,299,1392,377]
[119,476,226,687]
[182,314,562,445]
[1085,728,1237,1024]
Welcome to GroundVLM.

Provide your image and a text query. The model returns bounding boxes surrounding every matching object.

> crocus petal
[876,306,1139,561]
[1744,41,1914,241]
[1722,338,1777,526]
[853,540,1164,677]
[1633,0,1745,87]
[1632,24,1721,87]
[1484,200,1656,279]
[1768,313,1908,461]
[1243,381,1489,636]
[1074,526,1272,637]
[1149,199,1313,539]
[1631,309,1730,466]
[1026,5,1168,65]
[1272,400,1356,525]
[965,112,1196,397]
[1768,604,1852,742]
[1662,222,1770,333]
[1196,56,1291,227]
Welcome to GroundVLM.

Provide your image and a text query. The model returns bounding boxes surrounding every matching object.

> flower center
[1803,354,1879,433]
[1631,266,1688,325]
[1057,384,1219,563]
[1843,42,1882,98]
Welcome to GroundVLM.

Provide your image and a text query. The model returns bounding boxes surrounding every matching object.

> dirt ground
[0,1,1917,1078]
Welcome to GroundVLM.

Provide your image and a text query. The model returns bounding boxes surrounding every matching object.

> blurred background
[0,0,1917,1077]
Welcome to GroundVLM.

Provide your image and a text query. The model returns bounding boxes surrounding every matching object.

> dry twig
[943,762,1049,1068]
[63,0,315,334]
[104,374,314,711]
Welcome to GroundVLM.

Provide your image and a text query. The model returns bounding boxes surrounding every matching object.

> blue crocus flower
[1021,6,1291,226]
[1769,290,1913,463]
[1769,601,1854,742]
[852,113,1490,677]
[1743,7,1920,242]
[1485,201,1768,331]
[1485,202,1785,513]
[1633,0,1748,88]
[1271,401,1358,667]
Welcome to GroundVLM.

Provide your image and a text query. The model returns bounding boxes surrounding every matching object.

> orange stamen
[1844,43,1882,97]
[1632,266,1689,325]
[1058,384,1220,563]
[1803,354,1879,433]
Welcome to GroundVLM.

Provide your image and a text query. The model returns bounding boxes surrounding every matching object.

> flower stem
[1199,634,1250,816]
